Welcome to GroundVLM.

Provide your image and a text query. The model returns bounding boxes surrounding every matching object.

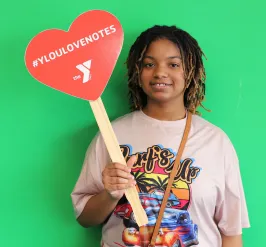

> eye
[144,63,154,68]
[170,63,180,68]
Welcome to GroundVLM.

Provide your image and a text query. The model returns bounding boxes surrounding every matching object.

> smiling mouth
[150,83,172,87]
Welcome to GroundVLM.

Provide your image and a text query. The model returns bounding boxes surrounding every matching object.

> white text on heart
[33,25,117,67]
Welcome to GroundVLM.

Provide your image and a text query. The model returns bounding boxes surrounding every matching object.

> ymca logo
[75,59,92,83]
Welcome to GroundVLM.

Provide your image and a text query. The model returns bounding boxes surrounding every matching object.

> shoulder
[111,111,139,131]
[192,114,234,147]
[192,114,227,137]
[90,111,137,146]
[112,111,138,124]
[192,114,237,158]
[192,114,220,131]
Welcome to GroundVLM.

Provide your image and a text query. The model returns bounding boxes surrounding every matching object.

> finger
[106,182,136,191]
[127,155,137,169]
[107,177,136,185]
[108,177,129,184]
[107,162,131,173]
[104,168,133,179]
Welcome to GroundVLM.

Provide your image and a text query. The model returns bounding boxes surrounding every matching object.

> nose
[153,66,168,79]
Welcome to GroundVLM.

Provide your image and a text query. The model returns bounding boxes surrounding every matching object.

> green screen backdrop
[1,0,264,246]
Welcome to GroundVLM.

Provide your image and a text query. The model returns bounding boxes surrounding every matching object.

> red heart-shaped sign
[25,10,124,101]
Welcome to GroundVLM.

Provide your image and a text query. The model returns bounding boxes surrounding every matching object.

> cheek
[172,73,186,86]
[140,70,152,83]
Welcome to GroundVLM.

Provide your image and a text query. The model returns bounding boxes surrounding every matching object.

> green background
[1,0,264,246]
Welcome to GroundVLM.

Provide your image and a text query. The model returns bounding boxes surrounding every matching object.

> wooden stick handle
[89,98,148,226]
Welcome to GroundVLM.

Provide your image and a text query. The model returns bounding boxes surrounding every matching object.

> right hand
[102,155,137,200]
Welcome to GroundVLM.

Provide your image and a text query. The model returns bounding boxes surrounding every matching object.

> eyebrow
[144,55,182,60]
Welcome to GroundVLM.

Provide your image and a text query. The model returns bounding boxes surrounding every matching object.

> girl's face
[140,39,186,107]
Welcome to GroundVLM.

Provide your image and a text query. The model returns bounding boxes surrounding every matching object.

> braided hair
[126,25,207,114]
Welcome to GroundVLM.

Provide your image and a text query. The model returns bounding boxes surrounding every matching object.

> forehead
[144,39,181,59]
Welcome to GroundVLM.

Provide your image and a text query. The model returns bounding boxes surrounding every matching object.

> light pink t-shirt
[71,111,250,247]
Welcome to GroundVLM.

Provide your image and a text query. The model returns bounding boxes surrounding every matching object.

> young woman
[71,25,250,247]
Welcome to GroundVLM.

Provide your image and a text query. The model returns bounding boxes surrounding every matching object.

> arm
[77,190,120,227]
[221,233,242,247]
[77,156,137,228]
[215,137,250,246]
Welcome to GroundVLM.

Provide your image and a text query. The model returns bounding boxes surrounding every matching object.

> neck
[142,101,186,121]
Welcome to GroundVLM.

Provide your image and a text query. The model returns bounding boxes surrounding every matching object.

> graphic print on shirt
[113,145,201,247]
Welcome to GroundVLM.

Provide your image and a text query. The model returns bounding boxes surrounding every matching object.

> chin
[147,91,183,105]
[150,95,174,104]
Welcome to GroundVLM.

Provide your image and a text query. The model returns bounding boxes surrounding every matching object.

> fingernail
[131,175,135,180]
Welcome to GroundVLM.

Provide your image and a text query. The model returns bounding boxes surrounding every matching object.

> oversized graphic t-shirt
[71,111,250,247]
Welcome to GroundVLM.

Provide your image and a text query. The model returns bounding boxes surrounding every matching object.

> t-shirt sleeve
[71,133,110,218]
[214,136,250,236]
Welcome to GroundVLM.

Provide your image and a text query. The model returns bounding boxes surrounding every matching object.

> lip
[150,81,172,86]
[150,82,172,89]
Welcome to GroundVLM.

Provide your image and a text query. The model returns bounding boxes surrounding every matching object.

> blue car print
[145,206,198,247]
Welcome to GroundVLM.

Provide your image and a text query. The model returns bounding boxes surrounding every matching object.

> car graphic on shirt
[145,207,198,247]
[139,191,181,209]
[122,225,183,247]
[114,191,180,222]
[114,192,198,247]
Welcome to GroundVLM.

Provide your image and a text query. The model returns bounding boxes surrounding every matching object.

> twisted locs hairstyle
[126,25,207,114]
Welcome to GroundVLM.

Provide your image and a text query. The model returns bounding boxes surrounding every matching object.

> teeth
[155,84,166,86]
